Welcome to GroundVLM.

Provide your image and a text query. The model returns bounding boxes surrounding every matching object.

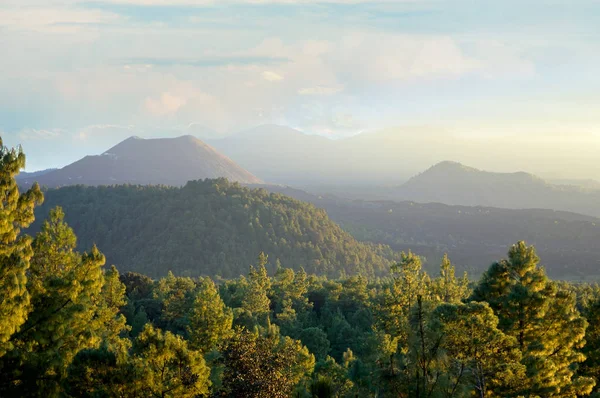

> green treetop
[0,138,43,355]
[471,241,595,396]
[188,276,233,354]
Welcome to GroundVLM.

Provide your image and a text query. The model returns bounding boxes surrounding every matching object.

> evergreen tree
[582,295,600,395]
[131,324,211,398]
[471,241,595,396]
[241,253,272,326]
[64,343,134,397]
[188,277,233,353]
[431,301,526,397]
[0,208,113,396]
[0,138,43,355]
[221,327,314,397]
[153,271,197,335]
[431,254,470,304]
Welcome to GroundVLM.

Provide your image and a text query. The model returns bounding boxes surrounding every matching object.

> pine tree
[431,254,470,304]
[221,327,314,397]
[430,301,526,397]
[0,207,111,396]
[471,241,595,396]
[153,271,197,335]
[0,138,43,356]
[581,295,600,395]
[188,276,233,353]
[241,252,272,326]
[131,324,211,398]
[375,251,430,341]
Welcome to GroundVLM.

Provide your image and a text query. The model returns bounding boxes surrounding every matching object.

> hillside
[257,184,600,279]
[19,135,261,188]
[31,179,395,278]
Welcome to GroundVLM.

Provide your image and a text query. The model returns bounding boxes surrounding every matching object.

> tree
[311,356,355,397]
[299,327,331,361]
[376,251,430,340]
[131,324,210,398]
[581,295,600,395]
[431,254,470,304]
[430,301,526,397]
[373,251,430,384]
[0,208,111,396]
[0,138,43,356]
[471,241,595,396]
[64,343,134,398]
[241,253,272,326]
[188,277,233,353]
[221,327,314,397]
[153,271,197,335]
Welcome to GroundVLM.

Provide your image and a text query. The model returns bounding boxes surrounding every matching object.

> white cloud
[17,128,62,141]
[261,71,284,82]
[298,86,343,95]
[0,7,122,32]
[144,92,188,116]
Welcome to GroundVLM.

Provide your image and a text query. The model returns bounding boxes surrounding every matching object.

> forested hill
[256,184,600,279]
[32,179,396,278]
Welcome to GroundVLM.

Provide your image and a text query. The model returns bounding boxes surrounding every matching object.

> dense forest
[4,139,600,397]
[32,182,396,278]
[262,185,600,279]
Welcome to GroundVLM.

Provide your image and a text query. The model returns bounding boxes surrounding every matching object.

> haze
[2,0,600,180]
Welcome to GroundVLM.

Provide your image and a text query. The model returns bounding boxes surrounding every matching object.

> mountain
[20,135,262,188]
[16,168,57,184]
[208,125,339,185]
[255,184,600,279]
[208,125,440,185]
[549,178,600,192]
[377,161,600,218]
[31,179,396,278]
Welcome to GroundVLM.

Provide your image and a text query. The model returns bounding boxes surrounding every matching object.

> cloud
[262,71,284,82]
[75,0,420,4]
[298,86,343,95]
[17,128,62,141]
[0,7,122,32]
[121,56,289,68]
[144,92,187,116]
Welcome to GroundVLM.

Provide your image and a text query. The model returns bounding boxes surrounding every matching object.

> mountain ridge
[18,135,262,188]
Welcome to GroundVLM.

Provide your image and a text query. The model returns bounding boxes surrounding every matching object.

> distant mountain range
[17,135,261,188]
[208,124,600,187]
[18,127,600,218]
[376,161,600,218]
[207,124,443,185]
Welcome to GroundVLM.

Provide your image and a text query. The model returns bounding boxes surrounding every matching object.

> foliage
[34,180,396,278]
[0,138,43,355]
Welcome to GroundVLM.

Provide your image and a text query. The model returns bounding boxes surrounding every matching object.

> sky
[1,0,600,174]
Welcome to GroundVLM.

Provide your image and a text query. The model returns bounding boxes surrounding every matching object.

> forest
[32,181,397,278]
[3,141,600,397]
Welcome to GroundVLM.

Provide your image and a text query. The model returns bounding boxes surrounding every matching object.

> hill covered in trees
[259,185,600,279]
[18,135,262,189]
[4,137,600,397]
[32,179,396,278]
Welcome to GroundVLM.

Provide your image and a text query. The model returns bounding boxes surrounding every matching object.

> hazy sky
[1,0,599,173]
